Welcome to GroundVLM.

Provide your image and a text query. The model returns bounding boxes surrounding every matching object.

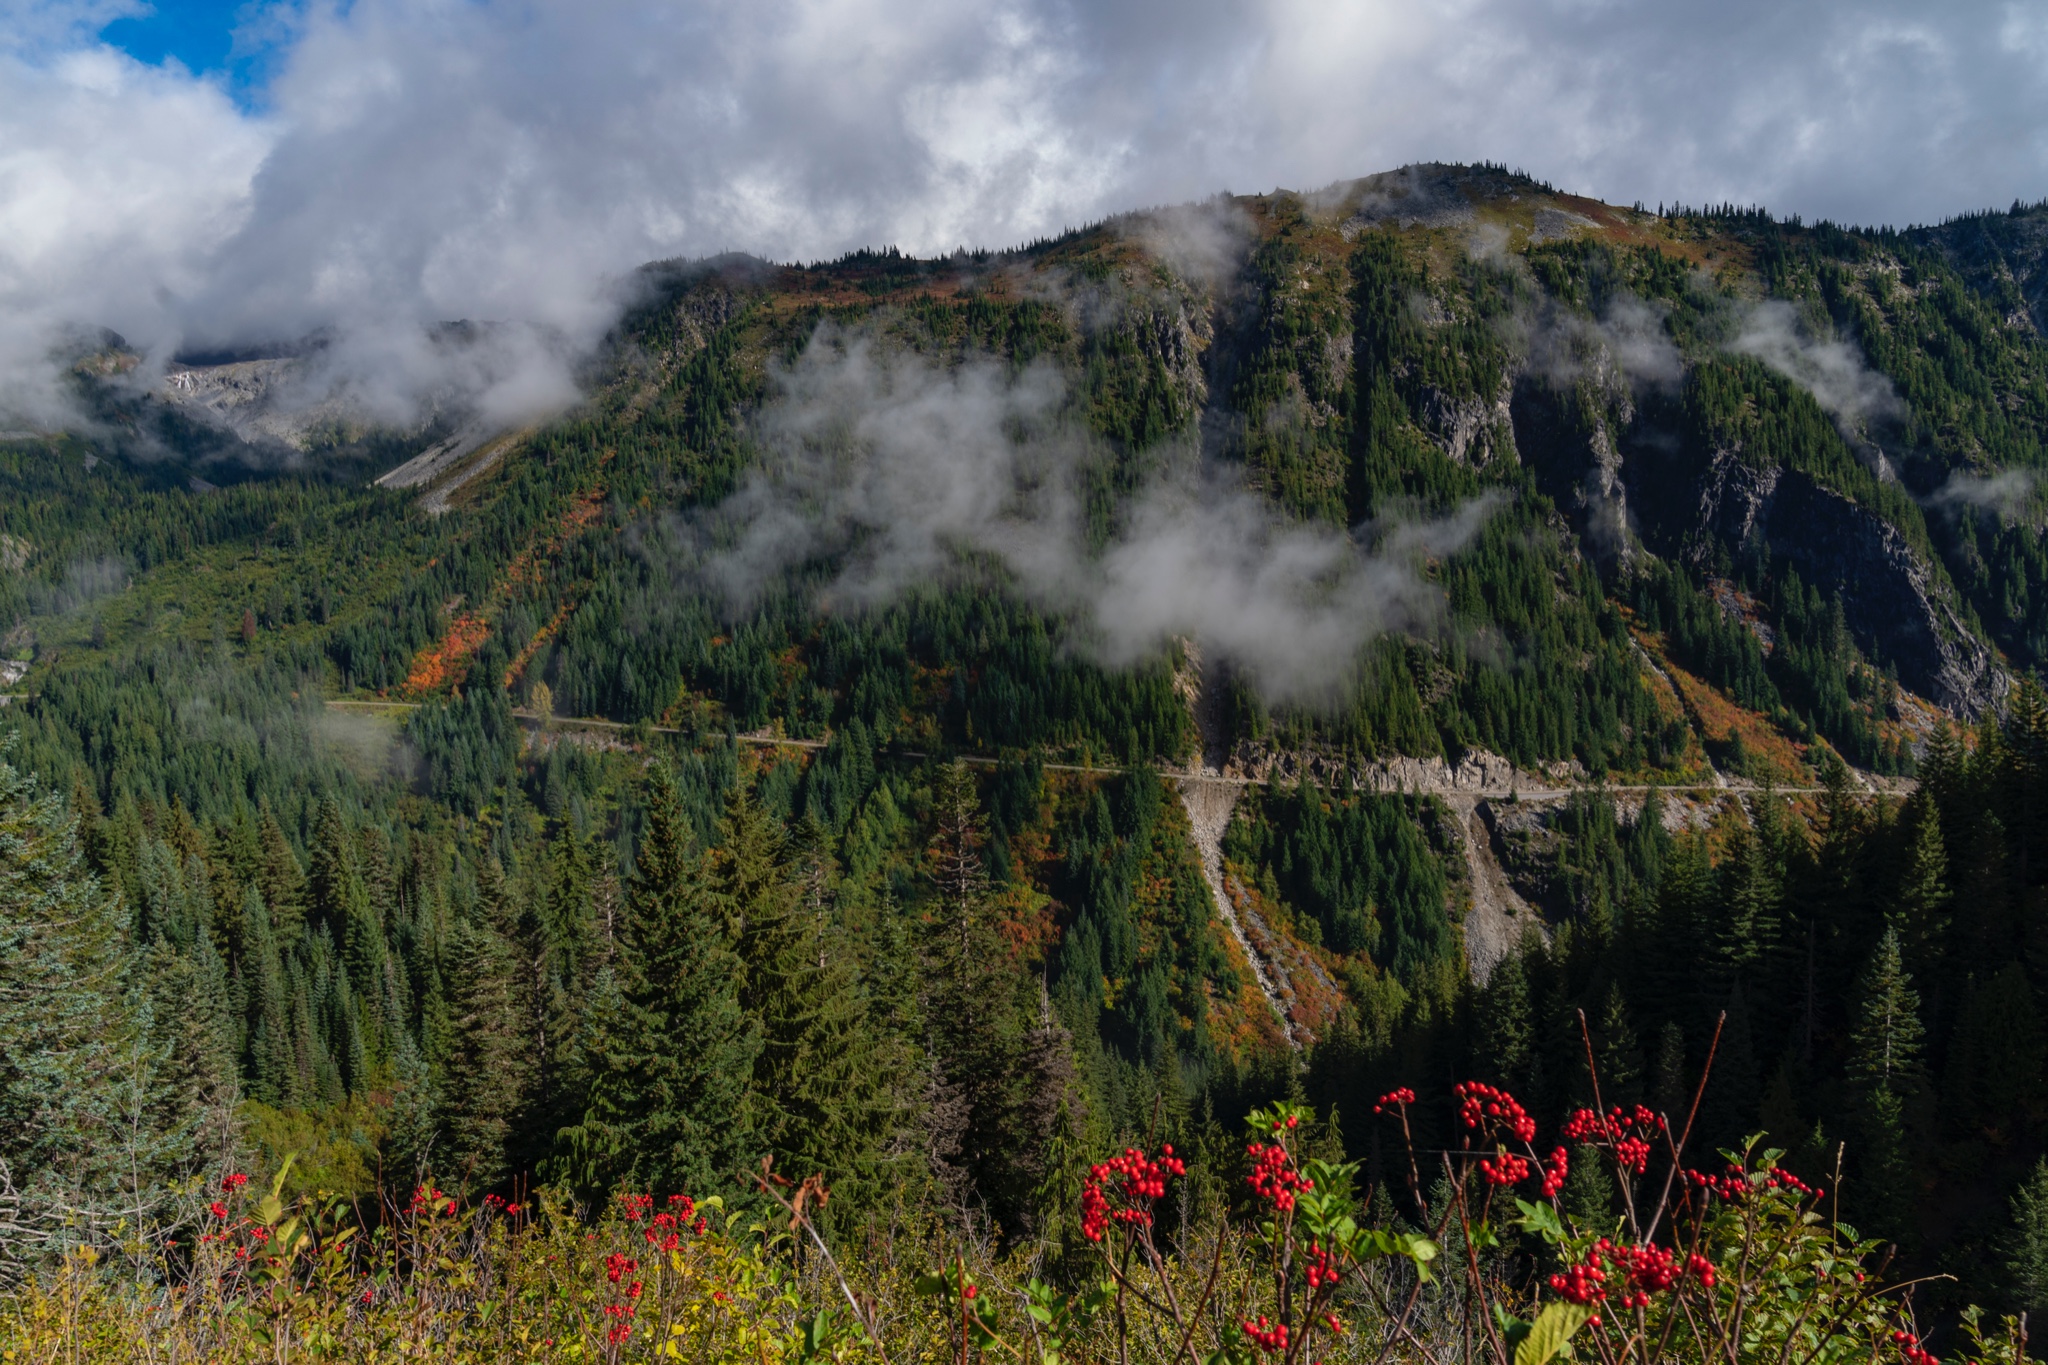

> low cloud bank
[11,0,2048,455]
[1732,299,1904,441]
[678,328,1496,703]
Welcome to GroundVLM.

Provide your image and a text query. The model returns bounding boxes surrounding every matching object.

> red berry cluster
[1246,1141,1314,1212]
[1563,1106,1665,1174]
[1480,1152,1531,1186]
[1685,1163,1814,1202]
[1549,1239,1716,1311]
[659,1194,708,1235]
[1540,1147,1569,1198]
[1603,1241,1680,1308]
[405,1184,456,1216]
[1242,1315,1290,1353]
[1304,1241,1340,1291]
[618,1193,655,1223]
[1548,1252,1607,1305]
[1455,1082,1537,1143]
[1079,1145,1185,1242]
[1373,1087,1416,1113]
[599,1250,643,1343]
[1685,1166,1750,1201]
[1892,1329,1939,1365]
[197,1183,253,1248]
[1767,1169,1815,1196]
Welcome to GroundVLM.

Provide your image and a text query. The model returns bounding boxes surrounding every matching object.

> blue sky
[99,0,263,93]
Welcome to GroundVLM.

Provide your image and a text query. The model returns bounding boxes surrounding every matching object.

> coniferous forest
[14,164,2048,1357]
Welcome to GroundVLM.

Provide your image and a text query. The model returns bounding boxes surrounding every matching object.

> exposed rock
[160,358,343,450]
[1509,360,1643,569]
[1176,776,1297,1049]
[1907,206,2048,338]
[1763,474,2006,716]
[1419,377,1516,468]
[1334,164,1480,236]
[1451,797,1539,983]
[1530,207,1599,244]
[1663,453,2007,716]
[1231,742,1580,794]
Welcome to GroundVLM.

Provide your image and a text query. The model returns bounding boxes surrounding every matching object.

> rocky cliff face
[1513,390,2008,715]
[1909,206,2048,338]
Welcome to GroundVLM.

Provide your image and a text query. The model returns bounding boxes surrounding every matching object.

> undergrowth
[2,1016,2030,1365]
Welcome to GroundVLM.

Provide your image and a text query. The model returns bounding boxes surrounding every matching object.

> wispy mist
[1931,467,2037,518]
[680,327,1496,703]
[1732,299,1903,439]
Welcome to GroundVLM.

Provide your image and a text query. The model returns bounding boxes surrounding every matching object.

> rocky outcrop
[1908,206,2048,339]
[159,357,348,451]
[1510,376,1642,568]
[1420,376,1516,469]
[1649,449,2006,716]
[1763,473,2006,716]
[1229,742,1580,794]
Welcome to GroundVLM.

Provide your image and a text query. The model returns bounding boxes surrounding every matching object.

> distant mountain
[17,164,2048,1297]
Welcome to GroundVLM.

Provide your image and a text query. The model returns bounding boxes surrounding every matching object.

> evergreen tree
[1593,982,1643,1107]
[255,808,305,940]
[439,913,528,1191]
[1951,963,2043,1136]
[1715,811,1781,985]
[730,797,898,1210]
[1887,794,1951,983]
[1561,1142,1617,1231]
[1846,930,1924,1240]
[1651,1021,1688,1122]
[2002,1159,2048,1318]
[1473,944,1534,1093]
[0,752,191,1274]
[553,763,759,1203]
[920,763,1035,1229]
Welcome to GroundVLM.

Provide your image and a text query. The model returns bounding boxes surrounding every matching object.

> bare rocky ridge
[1452,797,1539,983]
[1175,776,1298,1048]
[160,357,361,452]
[1171,639,1299,1047]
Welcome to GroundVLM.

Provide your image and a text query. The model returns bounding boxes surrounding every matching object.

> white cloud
[0,41,266,425]
[680,328,1496,703]
[4,0,2048,435]
[1732,299,1905,437]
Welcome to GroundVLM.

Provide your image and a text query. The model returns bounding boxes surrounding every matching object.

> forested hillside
[11,163,2048,1326]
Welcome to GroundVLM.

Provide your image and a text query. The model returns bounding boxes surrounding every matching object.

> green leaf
[1514,1302,1596,1365]
[1515,1198,1567,1244]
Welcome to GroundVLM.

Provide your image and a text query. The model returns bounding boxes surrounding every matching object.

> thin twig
[1644,1011,1725,1244]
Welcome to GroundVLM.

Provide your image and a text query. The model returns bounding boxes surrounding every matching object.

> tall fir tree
[1887,794,1952,986]
[1846,930,1925,1241]
[1473,943,1535,1093]
[731,801,899,1212]
[2002,1159,2048,1318]
[438,910,528,1191]
[0,752,199,1271]
[553,763,759,1204]
[920,763,1035,1230]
